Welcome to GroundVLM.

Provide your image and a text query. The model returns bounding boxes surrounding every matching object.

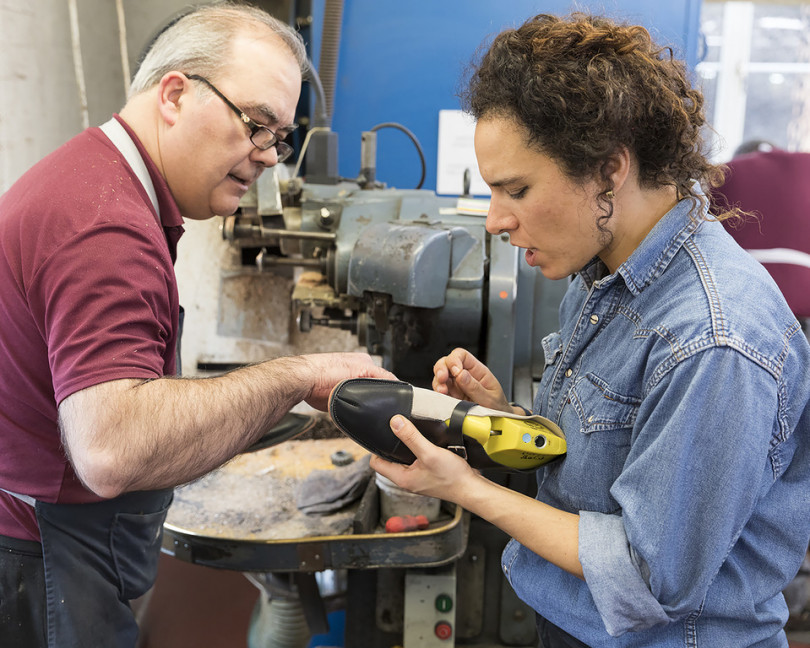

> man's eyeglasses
[185,74,296,163]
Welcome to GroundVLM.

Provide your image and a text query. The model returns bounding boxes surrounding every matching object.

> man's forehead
[226,34,301,128]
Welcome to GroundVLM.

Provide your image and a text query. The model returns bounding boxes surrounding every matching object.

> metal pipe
[247,596,310,648]
[258,257,323,268]
[223,220,336,243]
[259,228,336,242]
[305,61,329,129]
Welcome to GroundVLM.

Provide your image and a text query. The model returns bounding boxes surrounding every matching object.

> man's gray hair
[129,1,308,98]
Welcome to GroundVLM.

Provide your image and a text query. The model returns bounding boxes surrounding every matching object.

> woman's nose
[485,197,512,236]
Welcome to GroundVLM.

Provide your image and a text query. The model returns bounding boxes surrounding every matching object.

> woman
[370,13,810,647]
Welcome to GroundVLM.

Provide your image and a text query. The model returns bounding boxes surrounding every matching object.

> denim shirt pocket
[571,373,639,435]
[554,373,639,512]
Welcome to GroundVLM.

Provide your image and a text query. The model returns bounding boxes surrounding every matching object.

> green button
[435,593,453,613]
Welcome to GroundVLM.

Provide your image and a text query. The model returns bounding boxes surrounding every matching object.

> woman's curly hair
[461,13,731,223]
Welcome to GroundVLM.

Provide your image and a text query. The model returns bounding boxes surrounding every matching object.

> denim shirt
[502,197,810,647]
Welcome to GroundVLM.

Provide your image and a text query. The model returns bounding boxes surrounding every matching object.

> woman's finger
[388,414,434,456]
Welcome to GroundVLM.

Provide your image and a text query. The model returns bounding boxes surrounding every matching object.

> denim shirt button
[565,368,573,377]
[590,314,599,324]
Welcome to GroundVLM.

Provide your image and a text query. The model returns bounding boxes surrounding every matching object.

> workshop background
[1,1,810,647]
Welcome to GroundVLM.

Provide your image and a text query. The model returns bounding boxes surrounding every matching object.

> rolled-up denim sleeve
[580,512,669,636]
[579,347,778,636]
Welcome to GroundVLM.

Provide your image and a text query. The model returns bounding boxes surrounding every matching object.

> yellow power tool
[454,415,567,469]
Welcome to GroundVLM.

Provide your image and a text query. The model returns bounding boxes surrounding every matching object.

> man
[0,4,391,646]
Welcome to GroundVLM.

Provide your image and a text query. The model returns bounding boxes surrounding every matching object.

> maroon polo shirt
[0,116,184,541]
[714,149,810,318]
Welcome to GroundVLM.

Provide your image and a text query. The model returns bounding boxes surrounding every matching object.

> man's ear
[156,72,188,126]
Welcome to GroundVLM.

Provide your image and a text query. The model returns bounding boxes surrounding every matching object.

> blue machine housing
[309,0,703,193]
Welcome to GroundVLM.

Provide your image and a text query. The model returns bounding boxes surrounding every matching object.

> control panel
[403,567,457,647]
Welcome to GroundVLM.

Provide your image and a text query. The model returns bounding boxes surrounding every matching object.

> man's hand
[303,352,395,411]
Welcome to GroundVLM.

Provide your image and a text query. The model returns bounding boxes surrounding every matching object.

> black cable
[370,122,426,189]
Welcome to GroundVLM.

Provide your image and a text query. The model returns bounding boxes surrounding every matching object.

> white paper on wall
[436,109,491,197]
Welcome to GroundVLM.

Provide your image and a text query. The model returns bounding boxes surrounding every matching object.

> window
[697,1,810,161]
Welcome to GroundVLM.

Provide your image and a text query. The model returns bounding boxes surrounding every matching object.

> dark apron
[34,488,173,647]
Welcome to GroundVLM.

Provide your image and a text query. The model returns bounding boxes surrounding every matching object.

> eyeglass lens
[250,130,293,162]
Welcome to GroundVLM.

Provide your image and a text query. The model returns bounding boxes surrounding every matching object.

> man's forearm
[60,355,322,497]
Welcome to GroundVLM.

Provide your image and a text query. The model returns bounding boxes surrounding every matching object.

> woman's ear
[602,145,632,194]
[156,72,188,127]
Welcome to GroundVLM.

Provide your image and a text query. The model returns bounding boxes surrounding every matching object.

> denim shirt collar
[578,196,706,296]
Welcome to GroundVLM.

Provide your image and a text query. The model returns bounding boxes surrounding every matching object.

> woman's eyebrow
[489,175,528,188]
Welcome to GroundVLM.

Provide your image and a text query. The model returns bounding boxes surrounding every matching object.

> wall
[0,0,704,195]
[324,0,703,193]
[0,0,191,193]
[1,0,84,191]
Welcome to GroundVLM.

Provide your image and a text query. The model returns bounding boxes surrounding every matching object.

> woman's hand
[432,348,513,412]
[369,415,480,503]
[371,414,584,579]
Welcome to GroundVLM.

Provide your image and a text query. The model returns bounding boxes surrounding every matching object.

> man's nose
[250,144,279,168]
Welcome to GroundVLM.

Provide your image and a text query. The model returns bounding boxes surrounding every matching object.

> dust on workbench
[165,420,371,541]
[296,412,346,440]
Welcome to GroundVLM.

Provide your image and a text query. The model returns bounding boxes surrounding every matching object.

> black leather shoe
[328,378,565,471]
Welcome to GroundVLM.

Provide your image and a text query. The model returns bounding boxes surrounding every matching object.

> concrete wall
[0,0,190,192]
[1,0,84,191]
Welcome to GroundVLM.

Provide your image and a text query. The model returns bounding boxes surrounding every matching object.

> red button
[434,621,453,640]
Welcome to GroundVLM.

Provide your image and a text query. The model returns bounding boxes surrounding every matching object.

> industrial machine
[189,133,568,647]
[159,3,568,643]
[162,81,566,645]
[221,159,565,403]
